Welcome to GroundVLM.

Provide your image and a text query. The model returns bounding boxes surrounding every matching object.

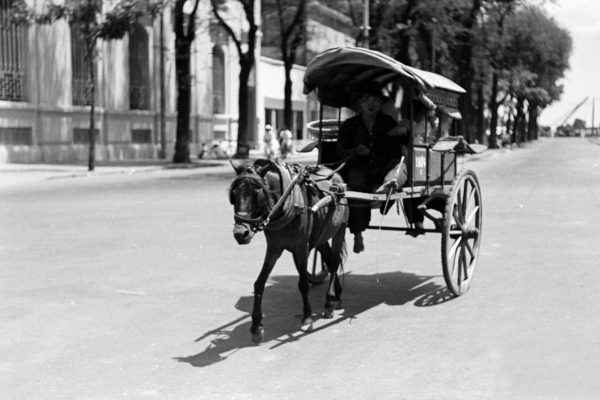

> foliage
[262,0,307,129]
[210,0,259,158]
[503,5,571,105]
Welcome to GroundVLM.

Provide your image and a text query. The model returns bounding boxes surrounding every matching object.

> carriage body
[303,47,483,296]
[303,47,468,193]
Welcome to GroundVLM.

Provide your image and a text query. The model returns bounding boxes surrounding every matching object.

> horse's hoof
[251,326,264,343]
[300,317,314,332]
[322,307,335,319]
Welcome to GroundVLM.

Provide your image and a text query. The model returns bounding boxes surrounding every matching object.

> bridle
[231,171,273,232]
[230,164,302,232]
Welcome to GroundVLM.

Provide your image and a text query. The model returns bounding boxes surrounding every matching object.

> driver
[337,82,408,253]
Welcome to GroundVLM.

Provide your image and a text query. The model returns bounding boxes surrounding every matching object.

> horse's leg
[323,225,347,318]
[251,246,283,343]
[292,246,313,332]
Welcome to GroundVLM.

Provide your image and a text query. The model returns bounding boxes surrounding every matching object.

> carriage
[301,47,484,296]
[229,47,484,341]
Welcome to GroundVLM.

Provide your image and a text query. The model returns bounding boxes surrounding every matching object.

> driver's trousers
[345,161,393,234]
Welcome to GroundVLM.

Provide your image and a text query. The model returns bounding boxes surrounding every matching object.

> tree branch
[211,0,243,56]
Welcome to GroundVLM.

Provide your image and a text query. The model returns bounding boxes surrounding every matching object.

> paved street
[1,138,600,399]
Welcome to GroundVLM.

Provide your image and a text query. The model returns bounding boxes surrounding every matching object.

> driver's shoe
[353,233,365,254]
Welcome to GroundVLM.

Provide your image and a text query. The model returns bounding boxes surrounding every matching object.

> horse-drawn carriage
[303,47,483,297]
[229,47,483,342]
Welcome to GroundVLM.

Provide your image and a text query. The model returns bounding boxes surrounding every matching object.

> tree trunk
[173,38,192,163]
[488,71,499,149]
[86,40,96,172]
[515,97,525,145]
[394,0,417,64]
[283,59,293,130]
[476,84,485,144]
[527,103,539,141]
[235,55,253,158]
[456,0,482,143]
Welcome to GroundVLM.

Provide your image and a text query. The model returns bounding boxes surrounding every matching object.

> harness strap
[258,172,301,231]
[311,156,351,182]
[310,197,338,248]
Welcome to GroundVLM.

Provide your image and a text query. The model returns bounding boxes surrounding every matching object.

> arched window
[129,23,150,110]
[1,0,27,101]
[71,24,95,106]
[212,46,225,114]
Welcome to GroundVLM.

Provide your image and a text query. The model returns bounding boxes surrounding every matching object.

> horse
[228,159,349,343]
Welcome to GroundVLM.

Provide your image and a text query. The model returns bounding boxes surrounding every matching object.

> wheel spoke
[464,239,475,259]
[461,179,470,217]
[453,205,463,228]
[465,205,480,227]
[465,183,476,215]
[456,244,463,287]
[455,187,463,223]
[449,236,462,261]
[461,244,469,281]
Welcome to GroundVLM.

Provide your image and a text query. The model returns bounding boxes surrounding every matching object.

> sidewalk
[0,144,508,189]
[0,148,320,189]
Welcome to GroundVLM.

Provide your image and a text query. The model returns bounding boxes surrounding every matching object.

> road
[1,138,599,399]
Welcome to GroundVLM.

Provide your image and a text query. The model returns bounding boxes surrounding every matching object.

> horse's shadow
[175,270,454,368]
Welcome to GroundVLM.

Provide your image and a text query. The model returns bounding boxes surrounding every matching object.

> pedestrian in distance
[263,124,275,159]
[278,126,293,159]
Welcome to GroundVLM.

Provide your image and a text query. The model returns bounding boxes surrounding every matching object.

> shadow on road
[174,271,454,368]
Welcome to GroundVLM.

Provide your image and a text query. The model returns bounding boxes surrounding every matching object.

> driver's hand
[356,144,371,156]
[387,125,408,137]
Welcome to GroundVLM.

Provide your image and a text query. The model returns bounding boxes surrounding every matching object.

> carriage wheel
[441,170,482,296]
[307,248,329,285]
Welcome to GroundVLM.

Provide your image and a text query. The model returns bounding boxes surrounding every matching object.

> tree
[450,0,482,143]
[211,0,259,159]
[262,0,306,131]
[13,0,153,171]
[172,0,201,163]
[502,5,571,142]
[480,0,519,148]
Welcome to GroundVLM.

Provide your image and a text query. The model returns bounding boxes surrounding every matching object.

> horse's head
[228,160,275,244]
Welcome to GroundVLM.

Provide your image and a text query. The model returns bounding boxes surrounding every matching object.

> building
[0,0,354,163]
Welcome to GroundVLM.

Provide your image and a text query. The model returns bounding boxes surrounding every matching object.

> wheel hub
[462,226,479,239]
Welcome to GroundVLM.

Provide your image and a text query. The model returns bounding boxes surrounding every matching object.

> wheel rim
[442,170,482,296]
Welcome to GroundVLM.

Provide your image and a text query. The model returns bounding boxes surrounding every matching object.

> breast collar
[264,162,304,231]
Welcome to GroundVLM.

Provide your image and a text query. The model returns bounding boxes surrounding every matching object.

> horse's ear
[254,159,273,177]
[230,159,244,175]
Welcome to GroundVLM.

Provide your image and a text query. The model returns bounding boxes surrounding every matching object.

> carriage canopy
[303,47,465,116]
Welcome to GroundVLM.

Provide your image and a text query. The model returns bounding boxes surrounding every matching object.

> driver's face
[360,94,382,115]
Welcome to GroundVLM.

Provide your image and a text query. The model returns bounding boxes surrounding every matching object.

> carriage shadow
[175,270,454,368]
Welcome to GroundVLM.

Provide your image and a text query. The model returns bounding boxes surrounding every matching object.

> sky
[538,0,600,127]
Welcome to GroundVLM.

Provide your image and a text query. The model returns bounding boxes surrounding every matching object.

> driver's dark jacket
[336,111,406,189]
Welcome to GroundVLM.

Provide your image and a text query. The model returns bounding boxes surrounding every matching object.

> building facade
[0,0,353,163]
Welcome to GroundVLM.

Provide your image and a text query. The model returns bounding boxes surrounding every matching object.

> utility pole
[592,97,596,136]
[431,18,437,71]
[158,9,167,159]
[362,0,369,48]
